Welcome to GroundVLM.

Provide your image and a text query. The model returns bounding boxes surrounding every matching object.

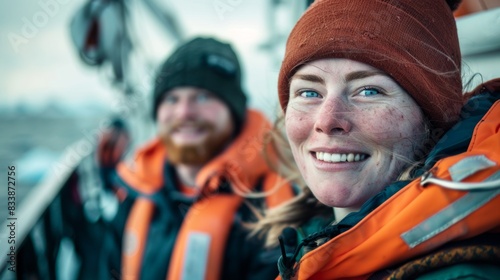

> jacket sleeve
[245,241,282,280]
[220,196,281,280]
[243,226,282,280]
[221,223,281,280]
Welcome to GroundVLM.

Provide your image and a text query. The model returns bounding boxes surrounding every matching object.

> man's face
[157,87,235,165]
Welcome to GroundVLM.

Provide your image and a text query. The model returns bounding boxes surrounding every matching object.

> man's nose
[174,98,197,119]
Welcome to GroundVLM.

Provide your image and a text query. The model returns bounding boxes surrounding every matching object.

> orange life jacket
[282,92,500,279]
[116,109,294,280]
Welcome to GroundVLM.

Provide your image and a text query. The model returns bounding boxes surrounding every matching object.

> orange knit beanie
[278,0,464,132]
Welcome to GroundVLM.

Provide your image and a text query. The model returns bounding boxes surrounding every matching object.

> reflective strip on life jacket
[122,197,155,280]
[167,194,244,280]
[402,171,500,248]
[448,155,496,182]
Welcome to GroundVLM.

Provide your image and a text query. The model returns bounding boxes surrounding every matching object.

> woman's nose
[313,96,352,135]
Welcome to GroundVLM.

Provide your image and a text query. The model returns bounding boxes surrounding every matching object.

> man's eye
[163,95,177,104]
[359,87,381,96]
[300,90,320,98]
[196,92,210,103]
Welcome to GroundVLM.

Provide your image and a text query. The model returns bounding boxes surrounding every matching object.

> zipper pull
[278,227,298,280]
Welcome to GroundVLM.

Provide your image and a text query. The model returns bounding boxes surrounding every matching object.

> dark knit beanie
[279,0,464,132]
[153,37,247,129]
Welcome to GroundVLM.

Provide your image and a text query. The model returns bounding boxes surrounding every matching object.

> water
[0,114,106,232]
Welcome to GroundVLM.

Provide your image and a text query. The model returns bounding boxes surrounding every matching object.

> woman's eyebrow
[291,74,325,85]
[345,70,386,82]
[291,70,386,85]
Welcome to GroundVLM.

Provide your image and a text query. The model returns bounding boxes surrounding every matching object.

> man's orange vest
[116,110,294,280]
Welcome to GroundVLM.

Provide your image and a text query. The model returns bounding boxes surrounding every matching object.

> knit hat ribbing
[278,0,464,132]
[153,37,247,129]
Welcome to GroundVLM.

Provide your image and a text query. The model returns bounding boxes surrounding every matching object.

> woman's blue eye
[360,87,381,96]
[300,91,319,98]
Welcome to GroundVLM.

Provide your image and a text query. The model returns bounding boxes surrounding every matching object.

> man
[99,37,293,279]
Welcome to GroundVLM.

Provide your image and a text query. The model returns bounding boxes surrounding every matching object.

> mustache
[163,120,215,133]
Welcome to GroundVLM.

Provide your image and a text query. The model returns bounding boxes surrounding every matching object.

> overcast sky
[1,0,110,107]
[0,0,290,117]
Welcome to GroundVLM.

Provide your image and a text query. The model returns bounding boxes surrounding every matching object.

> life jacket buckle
[420,170,500,191]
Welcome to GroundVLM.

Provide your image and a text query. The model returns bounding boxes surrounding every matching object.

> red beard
[159,120,233,165]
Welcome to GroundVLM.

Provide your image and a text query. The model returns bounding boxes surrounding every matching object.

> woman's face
[285,58,427,208]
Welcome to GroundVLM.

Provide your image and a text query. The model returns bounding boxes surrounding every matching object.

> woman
[258,0,500,279]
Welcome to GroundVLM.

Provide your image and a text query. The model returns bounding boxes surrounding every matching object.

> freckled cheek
[354,108,395,141]
[359,107,418,142]
[285,110,311,175]
[284,109,311,144]
[394,106,426,141]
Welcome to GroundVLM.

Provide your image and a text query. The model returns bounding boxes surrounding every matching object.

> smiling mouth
[173,126,205,134]
[314,152,369,163]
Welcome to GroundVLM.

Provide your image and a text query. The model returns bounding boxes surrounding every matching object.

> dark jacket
[99,110,293,280]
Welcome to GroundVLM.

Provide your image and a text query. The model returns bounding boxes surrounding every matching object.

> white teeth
[331,153,340,162]
[347,153,354,162]
[340,154,347,162]
[315,152,366,163]
[322,153,329,161]
[317,152,324,160]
